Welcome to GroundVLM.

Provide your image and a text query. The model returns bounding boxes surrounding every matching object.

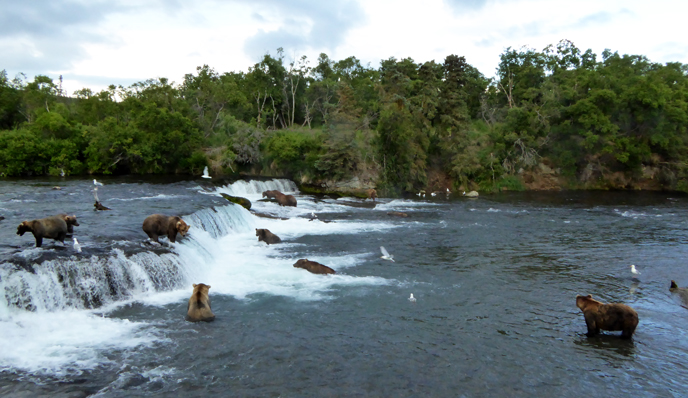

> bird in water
[202,166,212,179]
[60,169,65,177]
[73,238,82,253]
[408,293,416,302]
[93,179,103,186]
[380,246,395,262]
[631,264,641,275]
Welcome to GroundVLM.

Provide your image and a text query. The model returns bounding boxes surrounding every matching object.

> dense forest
[1,40,688,194]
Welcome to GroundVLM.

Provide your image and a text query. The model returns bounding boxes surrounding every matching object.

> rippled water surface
[1,177,688,397]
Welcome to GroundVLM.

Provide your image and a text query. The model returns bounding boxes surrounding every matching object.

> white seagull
[202,166,212,179]
[631,264,640,275]
[431,192,437,197]
[73,238,82,253]
[60,169,65,177]
[93,179,103,186]
[380,246,395,262]
[408,293,416,302]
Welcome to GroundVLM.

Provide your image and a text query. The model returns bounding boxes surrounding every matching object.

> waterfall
[0,186,264,315]
[215,178,298,197]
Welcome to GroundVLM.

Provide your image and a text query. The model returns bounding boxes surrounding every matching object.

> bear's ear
[586,294,592,298]
[193,283,197,288]
[206,285,211,289]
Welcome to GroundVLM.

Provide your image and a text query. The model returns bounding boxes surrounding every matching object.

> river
[0,177,687,397]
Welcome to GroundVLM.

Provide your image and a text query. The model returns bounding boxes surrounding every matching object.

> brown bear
[186,283,215,322]
[256,228,281,244]
[576,294,638,339]
[387,211,408,217]
[142,214,190,243]
[367,189,377,201]
[293,259,336,275]
[670,281,688,308]
[262,190,280,199]
[275,193,297,207]
[17,216,68,247]
[94,201,111,211]
[58,214,80,234]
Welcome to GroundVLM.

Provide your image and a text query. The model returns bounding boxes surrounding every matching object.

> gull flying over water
[408,293,416,302]
[73,238,82,253]
[202,166,212,179]
[380,246,395,262]
[631,264,640,275]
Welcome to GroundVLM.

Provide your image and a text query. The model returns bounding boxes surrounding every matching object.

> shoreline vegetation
[2,41,688,196]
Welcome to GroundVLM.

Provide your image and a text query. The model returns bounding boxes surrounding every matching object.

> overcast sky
[2,0,686,94]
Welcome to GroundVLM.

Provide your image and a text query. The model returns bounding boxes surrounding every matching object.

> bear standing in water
[186,283,215,322]
[58,214,80,234]
[256,228,281,244]
[576,294,638,339]
[17,216,68,247]
[142,214,190,243]
[275,193,297,207]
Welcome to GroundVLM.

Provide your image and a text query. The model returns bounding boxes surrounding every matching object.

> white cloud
[1,0,686,95]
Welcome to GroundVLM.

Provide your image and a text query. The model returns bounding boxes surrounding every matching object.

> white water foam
[0,178,393,375]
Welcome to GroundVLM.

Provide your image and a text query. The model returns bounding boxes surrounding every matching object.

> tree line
[1,41,687,193]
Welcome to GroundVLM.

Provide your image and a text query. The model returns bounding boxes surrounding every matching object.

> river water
[0,177,687,397]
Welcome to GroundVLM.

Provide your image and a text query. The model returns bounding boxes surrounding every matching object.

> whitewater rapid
[0,179,397,375]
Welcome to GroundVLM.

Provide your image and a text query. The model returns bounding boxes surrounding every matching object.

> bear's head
[176,219,190,237]
[294,259,309,269]
[576,294,601,311]
[63,215,79,226]
[16,221,32,236]
[256,228,262,237]
[192,283,211,296]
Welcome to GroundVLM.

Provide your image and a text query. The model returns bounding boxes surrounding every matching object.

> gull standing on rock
[408,294,416,302]
[631,264,640,275]
[93,179,103,186]
[202,166,212,179]
[73,238,82,253]
[380,246,395,262]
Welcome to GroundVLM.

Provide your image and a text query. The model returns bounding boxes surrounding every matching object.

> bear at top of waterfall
[575,294,638,339]
[58,214,80,234]
[367,189,377,201]
[142,214,190,244]
[276,193,297,207]
[293,259,336,275]
[262,190,280,199]
[17,215,68,247]
[256,228,282,244]
[186,283,215,322]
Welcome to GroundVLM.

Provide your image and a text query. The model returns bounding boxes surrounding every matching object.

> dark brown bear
[576,294,638,339]
[17,216,68,247]
[275,193,297,207]
[58,214,80,234]
[186,283,215,322]
[94,201,111,211]
[293,259,336,275]
[262,190,280,199]
[367,189,377,201]
[670,281,688,308]
[142,214,190,243]
[256,228,282,244]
